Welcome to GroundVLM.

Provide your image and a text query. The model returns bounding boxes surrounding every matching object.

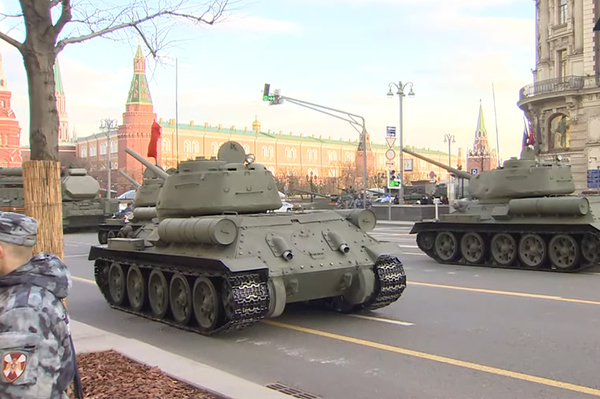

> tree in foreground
[0,0,230,258]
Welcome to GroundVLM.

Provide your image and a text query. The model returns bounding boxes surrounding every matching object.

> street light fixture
[387,81,415,203]
[443,133,456,167]
[99,118,118,199]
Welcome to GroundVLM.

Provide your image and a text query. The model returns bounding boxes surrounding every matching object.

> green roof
[54,58,64,94]
[126,44,152,104]
[157,121,449,156]
[476,100,486,134]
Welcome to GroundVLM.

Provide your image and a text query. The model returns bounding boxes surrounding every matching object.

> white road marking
[348,314,414,326]
[64,254,88,258]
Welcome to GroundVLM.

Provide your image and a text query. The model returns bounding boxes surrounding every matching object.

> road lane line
[73,276,95,284]
[65,254,88,258]
[263,320,600,397]
[348,314,414,326]
[410,281,600,306]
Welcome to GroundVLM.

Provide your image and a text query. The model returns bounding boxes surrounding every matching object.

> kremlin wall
[0,45,497,196]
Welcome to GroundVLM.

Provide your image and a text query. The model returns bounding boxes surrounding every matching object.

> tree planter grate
[266,382,322,398]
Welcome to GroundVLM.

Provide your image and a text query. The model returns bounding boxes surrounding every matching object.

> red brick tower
[0,52,22,167]
[117,43,159,185]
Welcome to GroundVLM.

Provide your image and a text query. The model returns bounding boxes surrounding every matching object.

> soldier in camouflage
[0,212,79,399]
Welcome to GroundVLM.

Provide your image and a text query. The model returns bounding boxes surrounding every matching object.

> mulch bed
[75,350,222,399]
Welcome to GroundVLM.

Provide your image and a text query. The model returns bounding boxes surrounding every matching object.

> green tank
[88,141,407,336]
[404,146,600,272]
[0,167,119,230]
[97,162,167,244]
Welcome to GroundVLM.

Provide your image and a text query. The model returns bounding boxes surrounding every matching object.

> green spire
[126,43,152,105]
[475,99,486,137]
[54,58,64,94]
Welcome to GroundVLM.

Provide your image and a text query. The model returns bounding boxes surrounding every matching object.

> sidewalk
[71,320,291,399]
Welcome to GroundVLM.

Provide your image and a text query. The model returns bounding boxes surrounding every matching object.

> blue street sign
[587,169,600,188]
[386,126,396,137]
[470,168,478,175]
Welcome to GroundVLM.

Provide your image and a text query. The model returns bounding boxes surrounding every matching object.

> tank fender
[322,230,350,253]
[217,256,270,274]
[364,242,405,261]
[266,233,294,261]
[265,276,287,318]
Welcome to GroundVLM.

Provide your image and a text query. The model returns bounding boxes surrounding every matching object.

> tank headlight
[245,154,255,165]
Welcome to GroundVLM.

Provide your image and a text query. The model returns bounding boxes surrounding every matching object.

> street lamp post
[443,133,456,167]
[100,118,118,199]
[387,81,415,204]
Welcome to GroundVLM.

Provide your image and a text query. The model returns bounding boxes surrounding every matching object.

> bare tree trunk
[21,44,63,258]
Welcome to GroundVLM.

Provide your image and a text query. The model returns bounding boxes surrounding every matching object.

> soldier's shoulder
[0,284,61,318]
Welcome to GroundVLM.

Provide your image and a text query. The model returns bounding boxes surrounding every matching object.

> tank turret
[156,141,282,219]
[61,168,100,201]
[402,146,575,202]
[119,170,141,189]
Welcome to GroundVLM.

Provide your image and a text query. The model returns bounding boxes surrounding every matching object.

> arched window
[291,148,297,159]
[262,146,268,158]
[285,147,291,159]
[211,142,219,155]
[90,145,97,156]
[184,140,191,153]
[243,144,250,154]
[328,169,337,177]
[192,140,199,153]
[345,152,352,162]
[549,113,571,149]
[162,139,171,152]
[80,147,87,157]
[268,146,274,158]
[99,142,107,155]
[110,140,118,153]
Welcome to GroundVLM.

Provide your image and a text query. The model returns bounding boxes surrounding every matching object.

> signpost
[386,127,398,220]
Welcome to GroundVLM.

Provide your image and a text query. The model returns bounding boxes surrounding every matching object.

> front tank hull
[411,221,600,272]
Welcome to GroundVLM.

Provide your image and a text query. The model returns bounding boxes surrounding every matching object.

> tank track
[93,256,270,336]
[359,255,407,310]
[414,229,599,273]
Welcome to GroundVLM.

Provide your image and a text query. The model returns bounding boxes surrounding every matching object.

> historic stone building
[466,101,498,174]
[518,0,600,192]
[0,53,23,167]
[76,44,462,195]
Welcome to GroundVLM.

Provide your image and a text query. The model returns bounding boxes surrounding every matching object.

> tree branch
[0,31,23,52]
[53,0,73,37]
[55,6,225,53]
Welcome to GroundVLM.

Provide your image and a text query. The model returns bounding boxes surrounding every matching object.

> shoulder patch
[2,352,27,383]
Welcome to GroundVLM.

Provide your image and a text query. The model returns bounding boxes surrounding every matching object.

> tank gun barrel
[402,147,472,180]
[118,170,141,189]
[124,148,170,180]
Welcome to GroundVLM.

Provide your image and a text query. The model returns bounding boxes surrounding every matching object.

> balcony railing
[518,75,599,102]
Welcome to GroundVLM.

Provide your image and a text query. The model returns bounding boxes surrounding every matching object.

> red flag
[522,118,528,148]
[527,119,536,146]
[147,120,162,159]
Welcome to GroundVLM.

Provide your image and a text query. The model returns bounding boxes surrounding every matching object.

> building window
[90,145,97,157]
[162,138,171,152]
[558,0,568,24]
[558,49,568,78]
[269,146,274,158]
[211,142,218,155]
[192,141,199,153]
[0,100,4,107]
[80,147,87,158]
[110,140,118,153]
[99,142,107,155]
[243,144,250,154]
[184,140,191,153]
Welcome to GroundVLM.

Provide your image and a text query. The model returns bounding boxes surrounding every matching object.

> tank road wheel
[169,274,193,325]
[416,232,436,252]
[126,266,146,312]
[434,232,460,262]
[548,234,580,270]
[460,232,486,264]
[148,270,169,318]
[192,277,221,332]
[108,263,126,306]
[490,233,517,266]
[107,230,117,240]
[581,233,600,264]
[518,234,547,268]
[98,229,108,245]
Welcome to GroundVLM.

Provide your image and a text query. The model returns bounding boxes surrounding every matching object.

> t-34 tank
[97,162,167,244]
[0,167,119,230]
[403,146,600,272]
[88,141,407,335]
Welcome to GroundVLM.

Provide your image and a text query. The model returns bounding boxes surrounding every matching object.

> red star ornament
[2,352,27,383]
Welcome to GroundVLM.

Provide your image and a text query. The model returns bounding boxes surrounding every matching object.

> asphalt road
[63,225,600,399]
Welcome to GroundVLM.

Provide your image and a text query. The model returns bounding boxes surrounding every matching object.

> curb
[71,320,290,399]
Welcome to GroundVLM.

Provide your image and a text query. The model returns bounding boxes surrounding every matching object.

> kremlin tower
[466,101,498,174]
[0,53,23,167]
[116,43,159,186]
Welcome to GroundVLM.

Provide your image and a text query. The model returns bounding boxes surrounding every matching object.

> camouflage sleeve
[0,307,65,399]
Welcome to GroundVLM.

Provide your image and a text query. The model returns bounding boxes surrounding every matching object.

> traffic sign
[386,126,396,137]
[587,169,600,188]
[429,171,435,179]
[385,137,396,148]
[385,149,396,160]
[385,160,395,168]
[470,168,478,175]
